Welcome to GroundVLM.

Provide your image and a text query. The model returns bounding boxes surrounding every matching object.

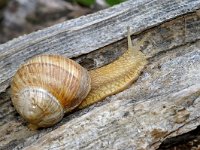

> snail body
[79,29,147,108]
[11,28,147,128]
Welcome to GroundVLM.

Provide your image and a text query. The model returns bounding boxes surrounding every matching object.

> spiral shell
[11,55,91,127]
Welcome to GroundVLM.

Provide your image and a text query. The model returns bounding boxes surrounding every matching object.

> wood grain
[0,0,200,149]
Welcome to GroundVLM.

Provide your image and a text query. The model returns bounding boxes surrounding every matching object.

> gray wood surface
[0,0,200,93]
[0,0,200,149]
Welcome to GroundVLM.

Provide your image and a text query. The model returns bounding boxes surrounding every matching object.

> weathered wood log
[0,0,200,149]
[1,0,200,94]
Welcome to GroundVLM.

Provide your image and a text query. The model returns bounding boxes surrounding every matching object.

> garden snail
[11,27,147,128]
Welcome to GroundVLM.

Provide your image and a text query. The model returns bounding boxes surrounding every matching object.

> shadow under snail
[11,27,148,128]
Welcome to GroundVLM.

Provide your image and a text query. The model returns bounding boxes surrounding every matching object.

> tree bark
[0,0,200,149]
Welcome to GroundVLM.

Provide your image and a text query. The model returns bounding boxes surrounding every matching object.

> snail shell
[11,55,91,127]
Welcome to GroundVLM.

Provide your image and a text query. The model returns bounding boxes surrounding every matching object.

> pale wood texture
[0,0,200,149]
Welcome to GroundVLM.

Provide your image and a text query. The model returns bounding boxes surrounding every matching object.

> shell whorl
[11,55,91,127]
[12,87,64,127]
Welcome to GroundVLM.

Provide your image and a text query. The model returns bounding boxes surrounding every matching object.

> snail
[11,27,147,128]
